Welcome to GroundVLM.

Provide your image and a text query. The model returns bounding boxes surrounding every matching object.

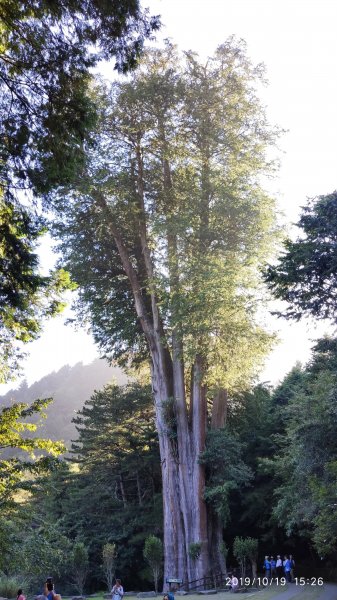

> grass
[61,584,328,600]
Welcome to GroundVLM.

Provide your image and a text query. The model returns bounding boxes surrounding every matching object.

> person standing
[270,557,276,578]
[111,579,124,600]
[289,554,295,582]
[283,556,291,582]
[276,555,283,579]
[46,580,55,600]
[263,556,271,581]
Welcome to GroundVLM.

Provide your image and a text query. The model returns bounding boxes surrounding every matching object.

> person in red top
[17,589,26,600]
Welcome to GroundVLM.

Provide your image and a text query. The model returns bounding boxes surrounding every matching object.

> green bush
[0,575,22,598]
[188,542,202,561]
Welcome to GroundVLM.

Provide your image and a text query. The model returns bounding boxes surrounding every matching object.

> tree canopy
[0,397,64,508]
[53,39,278,387]
[0,0,160,381]
[1,0,160,194]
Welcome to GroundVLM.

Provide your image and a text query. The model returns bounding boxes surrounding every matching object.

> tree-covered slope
[0,360,127,448]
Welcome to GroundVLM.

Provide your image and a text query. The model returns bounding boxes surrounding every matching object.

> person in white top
[111,579,124,600]
[276,555,283,579]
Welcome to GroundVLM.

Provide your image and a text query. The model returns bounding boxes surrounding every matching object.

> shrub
[0,575,22,598]
[143,536,163,593]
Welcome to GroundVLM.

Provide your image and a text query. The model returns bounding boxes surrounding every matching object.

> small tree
[244,538,258,580]
[143,535,163,593]
[233,537,249,581]
[72,541,89,596]
[103,543,118,591]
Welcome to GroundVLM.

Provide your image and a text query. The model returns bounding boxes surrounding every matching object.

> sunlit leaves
[54,40,279,391]
[0,398,65,507]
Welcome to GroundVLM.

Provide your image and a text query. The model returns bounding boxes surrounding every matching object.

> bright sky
[1,0,337,394]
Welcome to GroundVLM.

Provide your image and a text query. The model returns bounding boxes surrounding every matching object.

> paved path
[311,584,337,600]
[262,583,337,600]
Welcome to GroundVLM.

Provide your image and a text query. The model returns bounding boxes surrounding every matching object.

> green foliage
[0,0,160,381]
[72,541,89,595]
[0,575,22,598]
[1,509,72,592]
[0,380,161,591]
[1,0,160,193]
[226,384,283,542]
[199,428,252,524]
[0,195,73,382]
[233,537,249,578]
[25,382,162,589]
[143,535,163,593]
[188,542,202,561]
[0,398,64,507]
[70,384,162,584]
[265,190,337,321]
[243,538,258,560]
[268,337,337,556]
[310,461,337,556]
[233,537,258,580]
[53,39,278,390]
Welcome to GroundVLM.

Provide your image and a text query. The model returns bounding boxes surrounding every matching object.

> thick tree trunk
[188,356,209,580]
[150,349,186,585]
[207,509,227,575]
[151,347,211,587]
[95,188,223,588]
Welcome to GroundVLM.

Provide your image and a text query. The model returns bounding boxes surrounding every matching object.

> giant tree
[52,40,278,584]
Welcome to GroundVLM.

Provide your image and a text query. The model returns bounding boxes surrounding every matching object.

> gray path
[261,583,337,600]
[314,584,337,600]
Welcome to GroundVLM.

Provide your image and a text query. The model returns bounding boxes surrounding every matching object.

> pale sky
[1,0,336,394]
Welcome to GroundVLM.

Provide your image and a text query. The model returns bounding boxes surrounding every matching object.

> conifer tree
[53,40,278,583]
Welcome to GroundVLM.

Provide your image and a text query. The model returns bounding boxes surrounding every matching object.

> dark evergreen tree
[27,382,162,589]
[265,191,337,321]
[268,338,337,557]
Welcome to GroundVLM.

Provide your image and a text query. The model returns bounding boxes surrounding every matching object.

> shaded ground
[77,585,337,600]
[249,582,337,600]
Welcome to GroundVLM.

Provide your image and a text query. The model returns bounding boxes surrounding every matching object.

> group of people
[18,575,124,600]
[17,576,57,600]
[263,555,295,582]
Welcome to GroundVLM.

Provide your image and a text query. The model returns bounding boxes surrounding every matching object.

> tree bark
[211,389,228,429]
[94,186,223,588]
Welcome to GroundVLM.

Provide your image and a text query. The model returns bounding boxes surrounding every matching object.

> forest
[1,0,337,596]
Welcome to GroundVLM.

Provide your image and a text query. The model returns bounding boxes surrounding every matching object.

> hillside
[0,359,127,449]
